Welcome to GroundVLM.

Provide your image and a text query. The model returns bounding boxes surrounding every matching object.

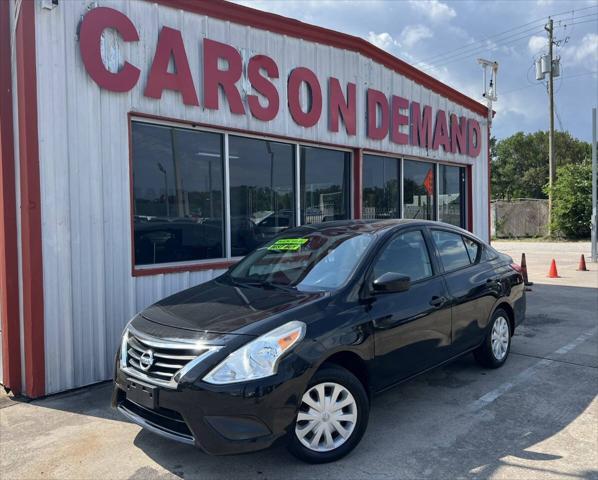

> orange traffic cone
[547,259,559,278]
[521,253,533,286]
[577,254,588,271]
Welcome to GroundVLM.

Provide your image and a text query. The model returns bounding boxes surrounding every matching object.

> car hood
[140,276,326,335]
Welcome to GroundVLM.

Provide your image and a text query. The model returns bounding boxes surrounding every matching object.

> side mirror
[372,272,411,293]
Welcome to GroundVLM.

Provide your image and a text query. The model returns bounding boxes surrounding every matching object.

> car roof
[288,219,467,236]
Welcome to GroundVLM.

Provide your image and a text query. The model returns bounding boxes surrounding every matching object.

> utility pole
[592,108,597,262]
[546,18,555,236]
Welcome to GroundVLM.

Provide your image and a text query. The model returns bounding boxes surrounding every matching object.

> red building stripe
[15,0,45,398]
[151,0,488,118]
[0,0,22,394]
[353,149,363,219]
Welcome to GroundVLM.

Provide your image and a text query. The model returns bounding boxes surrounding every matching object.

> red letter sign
[79,7,140,92]
[203,39,245,114]
[367,89,389,140]
[390,95,409,145]
[450,114,467,155]
[144,27,199,106]
[432,110,451,152]
[410,102,433,148]
[329,78,356,135]
[288,68,322,127]
[468,119,482,157]
[247,55,279,122]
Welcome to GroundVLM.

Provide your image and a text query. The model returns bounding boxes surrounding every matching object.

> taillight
[510,263,522,273]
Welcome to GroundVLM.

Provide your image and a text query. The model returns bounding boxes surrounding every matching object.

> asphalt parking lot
[1,241,597,480]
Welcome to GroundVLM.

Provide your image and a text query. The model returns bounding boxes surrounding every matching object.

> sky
[233,0,598,142]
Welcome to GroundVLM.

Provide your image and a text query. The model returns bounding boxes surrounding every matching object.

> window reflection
[301,146,350,224]
[438,164,465,228]
[132,122,224,266]
[229,136,295,257]
[403,160,435,220]
[362,154,400,219]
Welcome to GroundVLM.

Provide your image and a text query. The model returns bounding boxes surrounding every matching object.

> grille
[124,330,214,387]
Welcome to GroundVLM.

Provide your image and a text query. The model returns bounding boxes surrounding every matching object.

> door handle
[430,296,447,308]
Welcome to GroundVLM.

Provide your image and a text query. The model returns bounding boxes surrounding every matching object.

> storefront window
[438,164,466,228]
[403,159,435,220]
[132,122,224,266]
[229,136,295,256]
[362,154,400,219]
[300,146,350,224]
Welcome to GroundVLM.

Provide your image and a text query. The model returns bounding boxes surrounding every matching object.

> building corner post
[15,0,45,398]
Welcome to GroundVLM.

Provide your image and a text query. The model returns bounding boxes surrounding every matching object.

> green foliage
[491,131,591,200]
[545,160,593,238]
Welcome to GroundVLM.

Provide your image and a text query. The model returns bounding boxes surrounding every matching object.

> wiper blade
[234,277,295,291]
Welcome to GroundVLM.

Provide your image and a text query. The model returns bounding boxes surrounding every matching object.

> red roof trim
[149,0,488,117]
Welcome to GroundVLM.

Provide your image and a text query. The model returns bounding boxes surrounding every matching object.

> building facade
[0,0,490,397]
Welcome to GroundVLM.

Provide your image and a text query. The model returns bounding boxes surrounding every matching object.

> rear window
[463,237,481,263]
[432,230,471,272]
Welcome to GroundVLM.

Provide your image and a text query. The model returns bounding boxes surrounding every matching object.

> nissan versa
[112,219,525,463]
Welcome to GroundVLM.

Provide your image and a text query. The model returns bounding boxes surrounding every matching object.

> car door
[366,228,452,391]
[429,228,499,354]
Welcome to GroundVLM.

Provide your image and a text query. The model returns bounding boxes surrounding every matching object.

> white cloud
[401,24,433,48]
[563,33,598,66]
[408,0,456,21]
[367,31,399,51]
[528,35,546,55]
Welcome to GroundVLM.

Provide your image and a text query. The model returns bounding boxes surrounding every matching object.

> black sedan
[112,219,525,463]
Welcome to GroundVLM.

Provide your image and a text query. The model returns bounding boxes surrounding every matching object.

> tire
[287,364,369,464]
[474,308,512,368]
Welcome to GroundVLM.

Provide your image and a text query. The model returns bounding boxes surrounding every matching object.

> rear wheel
[474,308,512,368]
[287,365,369,463]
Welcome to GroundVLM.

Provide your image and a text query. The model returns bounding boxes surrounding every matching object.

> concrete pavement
[1,241,597,479]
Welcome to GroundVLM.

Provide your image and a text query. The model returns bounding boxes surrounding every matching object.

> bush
[545,160,592,238]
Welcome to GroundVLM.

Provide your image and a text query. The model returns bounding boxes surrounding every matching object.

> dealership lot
[1,241,597,480]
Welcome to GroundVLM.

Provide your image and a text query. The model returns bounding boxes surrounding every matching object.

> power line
[416,23,545,67]
[419,12,598,72]
[501,71,597,95]
[421,27,548,71]
[415,5,597,67]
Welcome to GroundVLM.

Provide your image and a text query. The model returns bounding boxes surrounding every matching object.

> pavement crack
[511,351,598,370]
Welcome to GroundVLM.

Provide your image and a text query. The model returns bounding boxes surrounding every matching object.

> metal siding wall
[35,0,488,394]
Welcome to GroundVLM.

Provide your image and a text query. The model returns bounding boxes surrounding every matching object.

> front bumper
[112,352,313,455]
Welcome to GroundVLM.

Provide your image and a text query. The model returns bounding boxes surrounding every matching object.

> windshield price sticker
[267,238,309,252]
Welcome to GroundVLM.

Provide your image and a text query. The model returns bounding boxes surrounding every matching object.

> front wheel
[287,365,369,463]
[474,308,512,368]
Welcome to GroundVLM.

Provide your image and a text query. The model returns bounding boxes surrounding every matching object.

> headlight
[203,321,306,385]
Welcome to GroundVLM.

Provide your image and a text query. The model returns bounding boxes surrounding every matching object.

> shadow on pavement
[19,283,598,479]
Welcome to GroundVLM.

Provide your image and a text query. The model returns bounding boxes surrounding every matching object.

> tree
[491,131,591,200]
[545,160,592,238]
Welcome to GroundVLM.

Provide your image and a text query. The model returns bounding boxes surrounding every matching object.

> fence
[491,198,549,238]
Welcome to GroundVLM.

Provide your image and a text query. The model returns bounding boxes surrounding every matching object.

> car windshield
[229,230,374,291]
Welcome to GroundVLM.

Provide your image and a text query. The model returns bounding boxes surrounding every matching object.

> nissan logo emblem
[139,349,154,371]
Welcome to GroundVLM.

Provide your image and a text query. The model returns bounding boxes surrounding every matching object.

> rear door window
[432,230,472,272]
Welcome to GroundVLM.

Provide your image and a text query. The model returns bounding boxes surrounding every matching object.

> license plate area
[125,378,158,410]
